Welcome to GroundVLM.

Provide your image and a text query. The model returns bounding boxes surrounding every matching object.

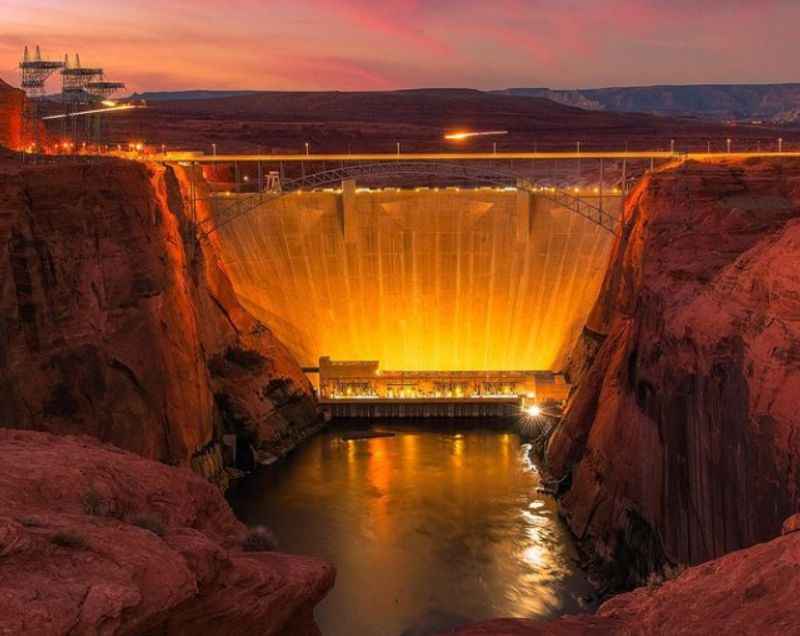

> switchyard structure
[19,45,64,147]
[60,53,125,143]
[18,45,127,148]
[86,80,127,100]
[61,54,103,104]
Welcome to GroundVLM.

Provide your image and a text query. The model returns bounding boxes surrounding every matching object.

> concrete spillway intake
[209,183,619,372]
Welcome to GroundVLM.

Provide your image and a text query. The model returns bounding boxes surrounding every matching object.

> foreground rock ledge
[0,429,334,635]
[446,524,800,635]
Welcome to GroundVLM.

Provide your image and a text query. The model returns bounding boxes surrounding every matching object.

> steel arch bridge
[199,160,621,237]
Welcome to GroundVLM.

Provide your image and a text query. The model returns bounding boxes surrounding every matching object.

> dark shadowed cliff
[0,156,319,484]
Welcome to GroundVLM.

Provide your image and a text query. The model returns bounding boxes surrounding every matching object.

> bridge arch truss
[199,160,621,237]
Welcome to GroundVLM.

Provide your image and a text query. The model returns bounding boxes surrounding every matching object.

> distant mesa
[494,83,800,122]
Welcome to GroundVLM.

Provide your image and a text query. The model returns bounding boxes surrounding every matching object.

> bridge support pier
[514,183,531,242]
[341,178,358,243]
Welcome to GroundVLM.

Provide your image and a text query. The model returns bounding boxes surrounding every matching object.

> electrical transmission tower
[61,53,103,142]
[60,54,125,145]
[19,45,64,149]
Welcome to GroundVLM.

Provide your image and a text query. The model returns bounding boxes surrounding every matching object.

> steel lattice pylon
[19,45,64,148]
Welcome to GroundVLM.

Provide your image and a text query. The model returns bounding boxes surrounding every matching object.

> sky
[1,0,798,93]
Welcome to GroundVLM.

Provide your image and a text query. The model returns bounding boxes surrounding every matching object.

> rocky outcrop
[448,524,800,635]
[547,158,800,585]
[0,429,334,635]
[0,156,319,483]
[782,513,800,536]
[0,78,24,150]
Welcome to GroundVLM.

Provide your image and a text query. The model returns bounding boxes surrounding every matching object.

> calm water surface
[229,425,593,636]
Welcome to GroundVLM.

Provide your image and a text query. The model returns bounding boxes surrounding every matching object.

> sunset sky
[1,0,797,93]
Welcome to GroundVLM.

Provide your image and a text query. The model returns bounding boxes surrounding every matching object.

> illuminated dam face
[211,184,618,372]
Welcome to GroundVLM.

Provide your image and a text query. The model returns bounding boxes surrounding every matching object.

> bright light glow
[525,405,542,417]
[445,130,509,141]
[41,104,140,120]
[101,99,117,107]
[522,544,545,567]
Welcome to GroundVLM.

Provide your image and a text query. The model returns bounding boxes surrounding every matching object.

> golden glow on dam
[211,184,618,372]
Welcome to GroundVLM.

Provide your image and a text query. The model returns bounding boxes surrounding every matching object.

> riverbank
[447,519,800,635]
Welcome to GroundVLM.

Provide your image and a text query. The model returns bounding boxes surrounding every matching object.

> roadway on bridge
[155,151,800,163]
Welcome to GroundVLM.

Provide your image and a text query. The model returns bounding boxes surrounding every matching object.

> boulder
[0,429,334,635]
[782,513,800,536]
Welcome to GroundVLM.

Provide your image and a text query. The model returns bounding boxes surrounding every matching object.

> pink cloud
[2,0,799,91]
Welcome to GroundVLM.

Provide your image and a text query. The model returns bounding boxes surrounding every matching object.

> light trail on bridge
[444,130,509,141]
[42,104,143,120]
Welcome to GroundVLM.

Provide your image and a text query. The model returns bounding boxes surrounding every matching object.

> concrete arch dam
[208,182,619,372]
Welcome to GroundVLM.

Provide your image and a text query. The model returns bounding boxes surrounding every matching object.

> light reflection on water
[228,425,593,636]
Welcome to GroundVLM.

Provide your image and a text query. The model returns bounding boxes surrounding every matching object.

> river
[228,424,593,635]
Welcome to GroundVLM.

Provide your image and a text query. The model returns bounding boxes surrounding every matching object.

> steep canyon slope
[0,156,319,482]
[548,157,800,583]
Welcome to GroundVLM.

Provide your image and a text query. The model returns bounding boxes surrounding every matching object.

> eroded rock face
[0,429,334,635]
[0,79,24,150]
[0,157,318,481]
[447,527,800,635]
[547,158,800,584]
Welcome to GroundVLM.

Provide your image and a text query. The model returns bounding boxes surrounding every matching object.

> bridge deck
[156,151,800,163]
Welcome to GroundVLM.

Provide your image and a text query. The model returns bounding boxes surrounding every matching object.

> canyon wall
[0,79,25,150]
[212,189,618,371]
[547,158,800,584]
[0,156,319,483]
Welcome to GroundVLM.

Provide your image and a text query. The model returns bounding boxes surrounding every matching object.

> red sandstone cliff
[0,156,319,483]
[0,429,334,635]
[0,78,25,150]
[548,158,800,584]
